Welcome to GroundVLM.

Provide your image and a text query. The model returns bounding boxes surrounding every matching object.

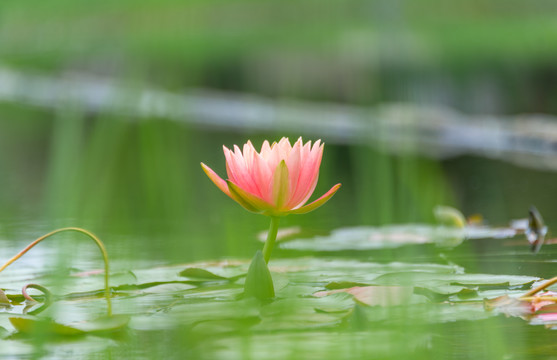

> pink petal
[286,138,302,198]
[285,140,312,205]
[292,173,319,209]
[243,141,256,171]
[243,141,262,193]
[228,144,261,197]
[277,137,292,159]
[253,152,273,202]
[536,313,557,322]
[288,141,323,208]
[288,183,341,215]
[201,163,231,197]
[260,140,272,160]
[223,146,238,182]
[266,141,282,173]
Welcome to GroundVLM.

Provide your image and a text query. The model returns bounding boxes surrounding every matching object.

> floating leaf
[314,286,419,307]
[324,281,370,290]
[270,258,463,286]
[9,317,85,336]
[129,298,260,331]
[9,315,129,335]
[280,225,467,251]
[254,294,353,331]
[371,272,539,301]
[68,315,130,333]
[373,272,538,288]
[179,268,229,280]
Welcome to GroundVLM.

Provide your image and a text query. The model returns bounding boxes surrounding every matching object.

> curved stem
[0,227,112,316]
[521,275,557,298]
[22,283,52,304]
[262,216,280,264]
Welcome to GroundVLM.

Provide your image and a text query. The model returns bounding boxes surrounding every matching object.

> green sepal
[272,160,290,209]
[244,250,275,300]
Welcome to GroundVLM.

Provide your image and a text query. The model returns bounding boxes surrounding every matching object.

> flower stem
[0,227,112,316]
[262,216,280,264]
[520,296,557,302]
[522,275,557,298]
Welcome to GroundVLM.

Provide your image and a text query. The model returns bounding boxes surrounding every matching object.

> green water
[1,1,557,356]
[0,116,555,359]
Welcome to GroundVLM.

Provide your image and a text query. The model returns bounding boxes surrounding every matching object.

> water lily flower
[201,137,341,217]
[201,137,341,267]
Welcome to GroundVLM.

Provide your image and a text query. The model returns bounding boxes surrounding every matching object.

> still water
[0,116,556,359]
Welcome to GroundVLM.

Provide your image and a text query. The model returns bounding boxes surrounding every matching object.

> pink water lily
[201,137,341,217]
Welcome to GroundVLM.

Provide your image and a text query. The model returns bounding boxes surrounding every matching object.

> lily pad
[269,258,463,287]
[9,314,129,335]
[279,225,468,251]
[314,286,423,307]
[9,316,85,336]
[279,222,531,252]
[67,315,130,333]
[179,268,229,280]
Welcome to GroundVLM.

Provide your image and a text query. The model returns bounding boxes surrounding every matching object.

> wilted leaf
[0,289,10,306]
[484,295,532,318]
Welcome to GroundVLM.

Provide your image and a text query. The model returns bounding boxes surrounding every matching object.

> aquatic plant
[201,137,341,298]
[0,227,112,316]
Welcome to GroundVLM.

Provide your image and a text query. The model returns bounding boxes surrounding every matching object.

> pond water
[1,1,556,357]
[0,213,556,359]
[0,115,556,359]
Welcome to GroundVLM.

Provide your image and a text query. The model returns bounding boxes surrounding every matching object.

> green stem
[0,227,112,316]
[262,216,280,264]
